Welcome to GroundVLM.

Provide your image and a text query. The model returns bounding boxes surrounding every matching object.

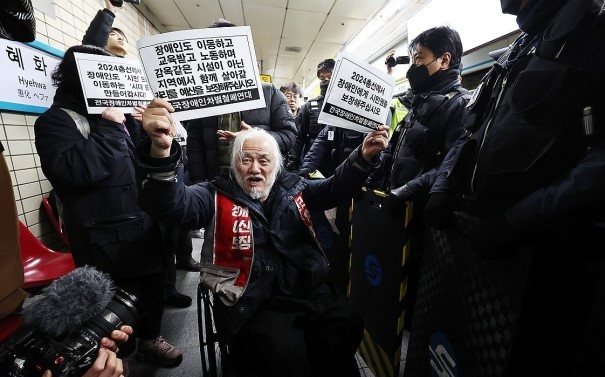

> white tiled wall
[1,0,159,245]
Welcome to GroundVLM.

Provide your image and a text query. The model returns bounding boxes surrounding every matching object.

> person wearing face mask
[414,0,605,375]
[285,59,335,172]
[369,25,470,212]
[368,26,470,198]
[363,26,470,332]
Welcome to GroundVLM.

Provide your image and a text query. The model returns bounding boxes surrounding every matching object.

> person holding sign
[84,0,198,307]
[135,97,389,377]
[33,45,183,369]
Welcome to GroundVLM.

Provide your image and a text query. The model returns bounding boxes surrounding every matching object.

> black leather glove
[388,185,412,218]
[423,192,454,230]
[472,216,521,259]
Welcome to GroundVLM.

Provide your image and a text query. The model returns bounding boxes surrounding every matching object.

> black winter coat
[135,141,378,341]
[432,14,605,234]
[34,87,164,279]
[186,83,297,182]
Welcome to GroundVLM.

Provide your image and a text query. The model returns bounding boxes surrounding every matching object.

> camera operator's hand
[104,0,121,14]
[101,325,133,352]
[83,348,123,377]
[42,326,132,377]
[385,49,396,75]
[42,349,123,377]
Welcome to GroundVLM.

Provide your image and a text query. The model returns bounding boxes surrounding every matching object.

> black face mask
[319,79,330,96]
[501,0,521,15]
[406,58,438,93]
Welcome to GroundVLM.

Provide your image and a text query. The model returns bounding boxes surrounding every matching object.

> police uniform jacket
[432,2,605,235]
[286,95,325,171]
[299,125,366,178]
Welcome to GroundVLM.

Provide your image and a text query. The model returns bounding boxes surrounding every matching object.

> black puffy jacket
[369,69,469,193]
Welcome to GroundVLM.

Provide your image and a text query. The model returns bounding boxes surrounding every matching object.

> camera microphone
[1,266,138,377]
[21,266,115,338]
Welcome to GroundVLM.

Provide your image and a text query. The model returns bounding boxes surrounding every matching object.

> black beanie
[316,59,335,78]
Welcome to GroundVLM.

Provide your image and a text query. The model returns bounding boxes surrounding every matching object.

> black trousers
[114,270,166,356]
[231,291,363,377]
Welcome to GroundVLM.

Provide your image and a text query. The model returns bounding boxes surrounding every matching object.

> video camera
[109,0,140,6]
[0,288,137,377]
[385,55,410,67]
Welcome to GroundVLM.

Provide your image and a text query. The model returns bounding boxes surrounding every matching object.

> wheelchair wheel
[197,283,227,376]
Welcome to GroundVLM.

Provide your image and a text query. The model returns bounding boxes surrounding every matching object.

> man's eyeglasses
[284,93,299,100]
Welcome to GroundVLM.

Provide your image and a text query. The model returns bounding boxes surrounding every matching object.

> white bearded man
[135,97,389,377]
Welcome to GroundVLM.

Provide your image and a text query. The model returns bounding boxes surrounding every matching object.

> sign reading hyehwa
[0,39,61,114]
[137,26,266,121]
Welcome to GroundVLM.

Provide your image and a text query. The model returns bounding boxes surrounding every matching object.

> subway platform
[124,233,409,377]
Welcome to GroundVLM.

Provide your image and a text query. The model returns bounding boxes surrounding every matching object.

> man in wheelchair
[135,98,389,377]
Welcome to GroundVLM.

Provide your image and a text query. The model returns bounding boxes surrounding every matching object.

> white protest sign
[137,26,266,122]
[0,39,61,114]
[74,53,153,114]
[319,52,395,133]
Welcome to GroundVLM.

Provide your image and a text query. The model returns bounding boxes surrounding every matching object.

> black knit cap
[316,58,335,78]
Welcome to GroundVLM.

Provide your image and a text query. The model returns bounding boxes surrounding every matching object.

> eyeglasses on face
[284,93,299,100]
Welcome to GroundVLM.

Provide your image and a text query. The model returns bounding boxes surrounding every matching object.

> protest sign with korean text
[0,39,61,114]
[318,52,395,133]
[74,53,153,114]
[137,26,265,121]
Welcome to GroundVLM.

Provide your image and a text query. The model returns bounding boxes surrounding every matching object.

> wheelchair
[196,282,365,377]
[197,283,244,377]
